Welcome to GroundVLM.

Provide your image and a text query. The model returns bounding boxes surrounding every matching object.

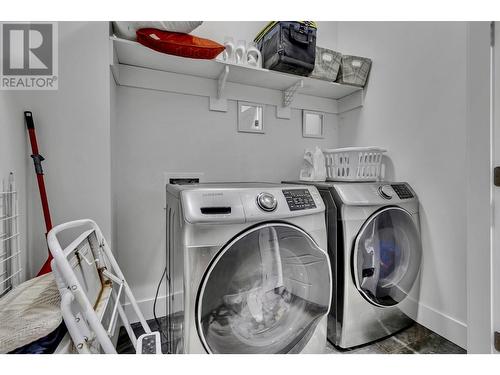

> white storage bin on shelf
[323,147,386,181]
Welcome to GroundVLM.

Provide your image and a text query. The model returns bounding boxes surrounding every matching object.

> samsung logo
[202,192,223,197]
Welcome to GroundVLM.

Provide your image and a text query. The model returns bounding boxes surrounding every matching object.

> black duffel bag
[254,21,317,77]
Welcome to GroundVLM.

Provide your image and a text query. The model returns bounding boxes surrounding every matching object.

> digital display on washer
[282,189,317,211]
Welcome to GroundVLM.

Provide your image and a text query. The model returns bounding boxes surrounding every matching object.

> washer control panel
[282,189,317,211]
[391,184,414,199]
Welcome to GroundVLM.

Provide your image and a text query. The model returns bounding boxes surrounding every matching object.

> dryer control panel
[333,182,418,209]
[391,184,414,199]
[283,189,317,211]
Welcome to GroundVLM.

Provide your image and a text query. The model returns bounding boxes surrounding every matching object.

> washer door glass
[197,223,331,354]
[353,207,422,307]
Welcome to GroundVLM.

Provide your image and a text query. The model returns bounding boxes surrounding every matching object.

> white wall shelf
[110,37,364,118]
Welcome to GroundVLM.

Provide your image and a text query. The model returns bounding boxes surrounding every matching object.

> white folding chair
[47,219,161,354]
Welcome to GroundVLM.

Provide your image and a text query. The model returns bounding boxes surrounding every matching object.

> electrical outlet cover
[164,172,205,187]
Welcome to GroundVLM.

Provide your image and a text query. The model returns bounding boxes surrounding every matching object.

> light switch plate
[238,101,265,134]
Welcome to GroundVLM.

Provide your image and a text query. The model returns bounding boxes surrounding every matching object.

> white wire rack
[0,173,22,297]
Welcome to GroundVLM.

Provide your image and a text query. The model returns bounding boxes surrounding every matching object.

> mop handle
[24,111,53,232]
[25,111,53,276]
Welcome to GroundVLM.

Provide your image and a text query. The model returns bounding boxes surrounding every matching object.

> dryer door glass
[197,223,331,354]
[353,207,422,307]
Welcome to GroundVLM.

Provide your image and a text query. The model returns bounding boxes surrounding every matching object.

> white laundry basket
[323,147,386,181]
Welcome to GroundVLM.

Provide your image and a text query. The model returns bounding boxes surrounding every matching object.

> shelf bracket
[210,65,230,112]
[277,79,303,119]
[283,79,303,107]
[337,89,364,114]
[217,65,229,99]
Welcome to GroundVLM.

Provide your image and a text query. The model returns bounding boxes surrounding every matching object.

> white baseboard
[123,293,182,323]
[417,301,467,349]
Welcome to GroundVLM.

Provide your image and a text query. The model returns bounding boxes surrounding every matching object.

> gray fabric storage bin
[309,47,342,81]
[336,55,372,87]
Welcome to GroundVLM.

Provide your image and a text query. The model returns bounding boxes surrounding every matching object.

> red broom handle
[34,174,53,232]
[24,111,53,276]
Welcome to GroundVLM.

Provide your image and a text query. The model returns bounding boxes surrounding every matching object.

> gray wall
[1,22,113,277]
[113,87,339,314]
[195,21,339,52]
[337,22,468,347]
[29,22,112,272]
[112,21,342,317]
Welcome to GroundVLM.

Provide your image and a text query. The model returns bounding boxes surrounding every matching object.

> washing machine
[284,181,422,349]
[165,183,332,354]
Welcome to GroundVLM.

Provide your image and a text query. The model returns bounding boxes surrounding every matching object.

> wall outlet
[164,172,204,186]
[163,172,205,208]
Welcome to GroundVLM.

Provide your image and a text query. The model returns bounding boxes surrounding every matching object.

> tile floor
[117,315,466,354]
[325,323,465,354]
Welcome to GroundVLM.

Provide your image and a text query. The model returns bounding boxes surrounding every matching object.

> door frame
[492,21,500,354]
[466,21,494,353]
